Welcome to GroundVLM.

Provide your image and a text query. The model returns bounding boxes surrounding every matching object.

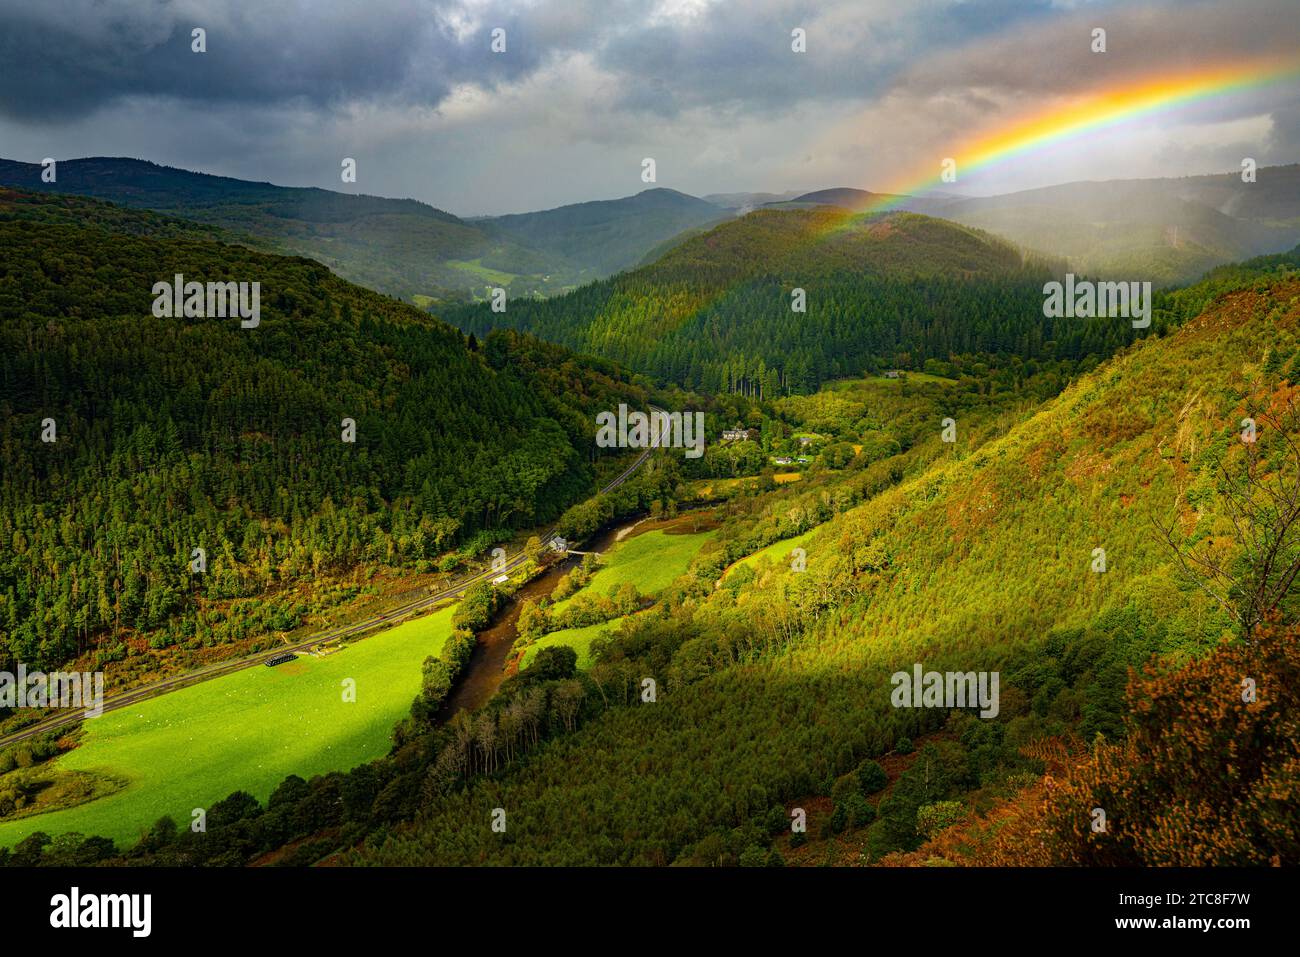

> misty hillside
[790,166,1300,286]
[940,166,1300,285]
[482,188,731,277]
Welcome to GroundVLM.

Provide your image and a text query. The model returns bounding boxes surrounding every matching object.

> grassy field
[551,529,715,615]
[0,606,456,848]
[831,371,958,388]
[819,372,959,392]
[689,472,802,498]
[446,258,520,285]
[521,616,630,670]
[724,526,823,577]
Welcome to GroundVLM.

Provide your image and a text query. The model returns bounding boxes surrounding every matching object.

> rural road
[0,438,657,749]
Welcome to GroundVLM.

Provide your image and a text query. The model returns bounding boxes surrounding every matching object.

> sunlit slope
[358,270,1300,865]
[549,530,717,615]
[522,528,717,668]
[0,608,454,846]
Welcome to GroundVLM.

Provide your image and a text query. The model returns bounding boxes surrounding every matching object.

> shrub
[992,622,1300,866]
[916,800,966,840]
[529,645,578,682]
[738,844,767,867]
[843,792,876,828]
[856,759,888,794]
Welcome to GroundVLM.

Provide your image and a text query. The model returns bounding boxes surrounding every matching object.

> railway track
[0,440,656,748]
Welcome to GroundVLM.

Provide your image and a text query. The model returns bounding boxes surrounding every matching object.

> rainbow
[851,57,1300,216]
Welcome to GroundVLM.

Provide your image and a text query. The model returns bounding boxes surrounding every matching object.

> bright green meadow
[0,606,455,847]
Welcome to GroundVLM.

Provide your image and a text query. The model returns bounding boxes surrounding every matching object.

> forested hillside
[450,208,1156,396]
[0,188,646,673]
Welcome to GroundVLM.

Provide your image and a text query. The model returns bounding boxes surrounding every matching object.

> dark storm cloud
[0,0,1065,125]
[594,0,1069,116]
[0,0,599,122]
[2,0,1293,128]
[0,0,1295,214]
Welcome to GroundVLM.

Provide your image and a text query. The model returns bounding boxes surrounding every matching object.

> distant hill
[645,206,1029,281]
[481,188,731,276]
[449,206,1151,397]
[0,156,544,303]
[790,187,877,208]
[0,158,750,304]
[791,167,1300,286]
[939,167,1300,285]
[782,187,892,210]
[774,187,957,215]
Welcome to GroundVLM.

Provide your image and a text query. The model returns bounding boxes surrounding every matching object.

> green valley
[6,178,1298,875]
[5,3,1300,937]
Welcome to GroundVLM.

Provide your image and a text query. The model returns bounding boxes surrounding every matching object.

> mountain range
[0,158,731,305]
[4,157,1300,307]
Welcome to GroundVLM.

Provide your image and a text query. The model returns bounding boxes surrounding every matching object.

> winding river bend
[437,521,625,719]
[437,510,717,718]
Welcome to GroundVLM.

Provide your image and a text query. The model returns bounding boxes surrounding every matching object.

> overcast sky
[1,0,1297,216]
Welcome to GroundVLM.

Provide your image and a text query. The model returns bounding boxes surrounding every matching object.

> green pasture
[551,529,715,615]
[520,617,630,671]
[725,527,823,577]
[0,606,455,848]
